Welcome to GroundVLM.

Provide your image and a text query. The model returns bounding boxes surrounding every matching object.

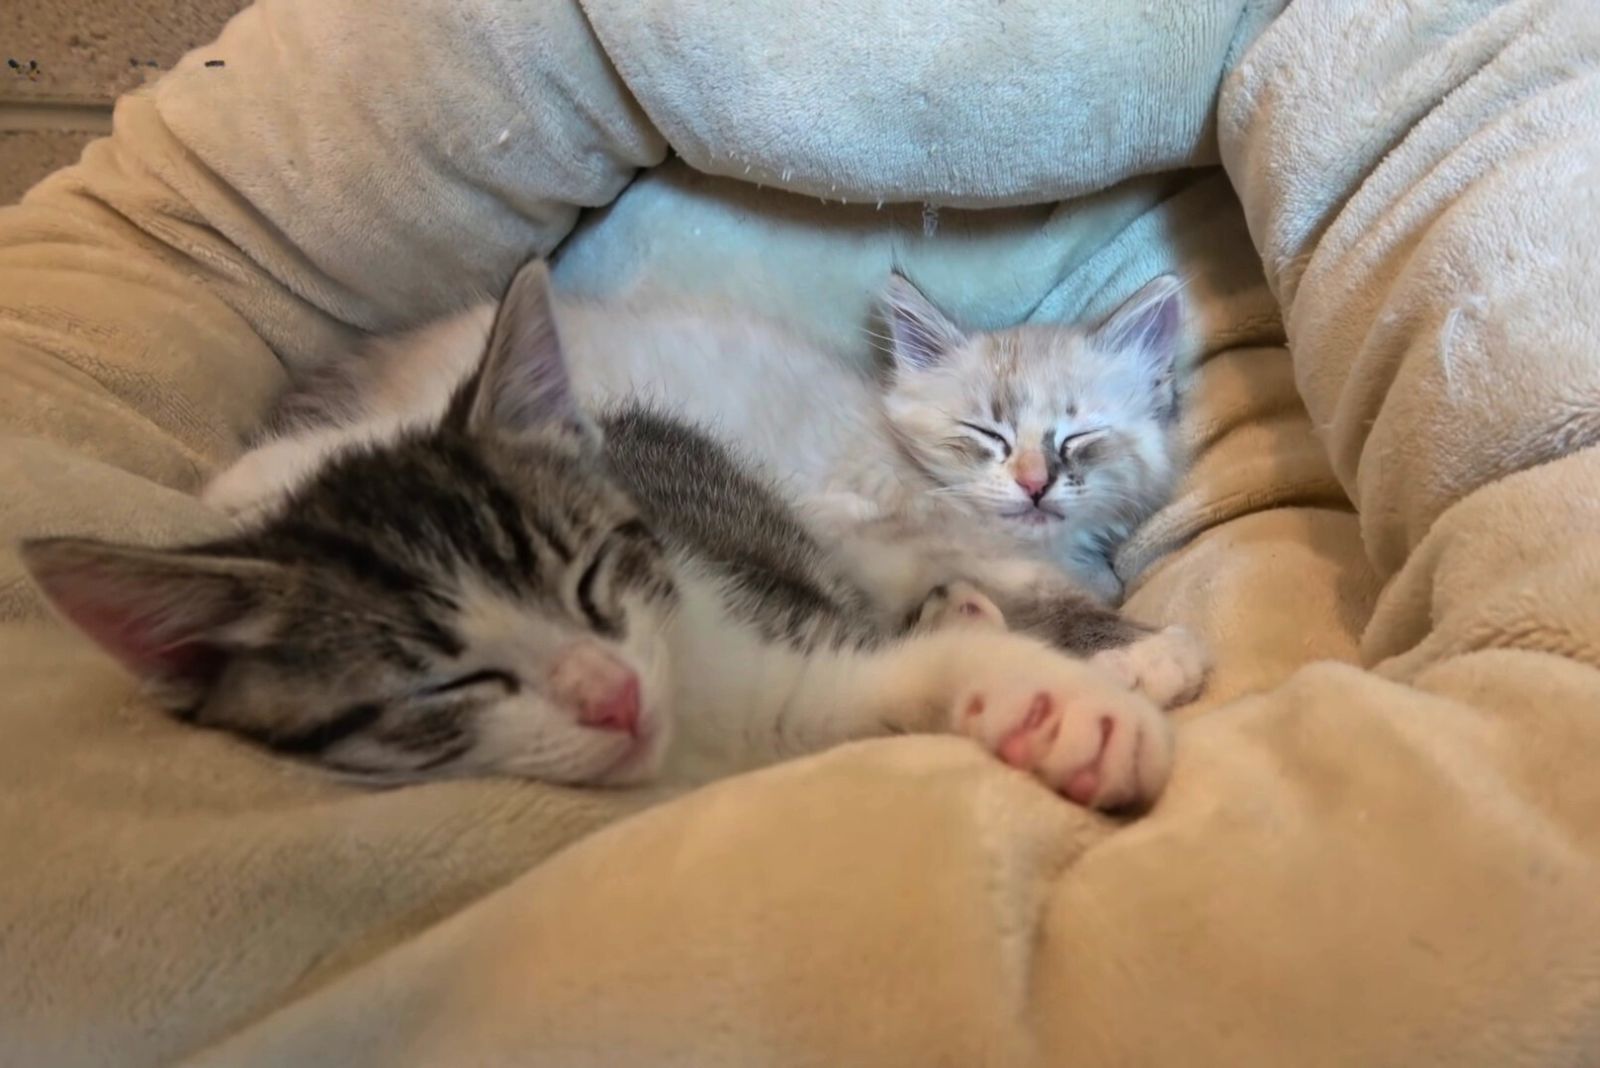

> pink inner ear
[883,274,965,371]
[47,578,224,683]
[1102,282,1182,372]
[1144,297,1179,355]
[99,618,219,680]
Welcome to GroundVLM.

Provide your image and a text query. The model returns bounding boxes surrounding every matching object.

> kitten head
[878,272,1186,545]
[21,261,680,788]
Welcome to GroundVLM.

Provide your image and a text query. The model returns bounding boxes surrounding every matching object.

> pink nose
[552,645,643,736]
[576,674,641,736]
[1015,473,1050,499]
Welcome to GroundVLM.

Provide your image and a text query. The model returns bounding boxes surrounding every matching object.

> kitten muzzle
[550,643,643,737]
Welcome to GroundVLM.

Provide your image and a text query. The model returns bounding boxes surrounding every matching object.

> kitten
[824,272,1207,704]
[871,272,1186,604]
[21,262,1173,809]
[203,269,1206,706]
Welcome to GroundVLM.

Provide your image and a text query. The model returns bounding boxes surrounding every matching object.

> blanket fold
[578,0,1288,206]
[1,0,1597,1064]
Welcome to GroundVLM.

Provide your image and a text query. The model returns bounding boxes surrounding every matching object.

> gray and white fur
[204,270,1209,707]
[22,262,1176,810]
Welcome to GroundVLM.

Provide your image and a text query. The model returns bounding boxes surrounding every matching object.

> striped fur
[23,409,680,785]
[21,262,1188,809]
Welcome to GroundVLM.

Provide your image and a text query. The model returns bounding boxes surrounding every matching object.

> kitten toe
[1033,691,1174,810]
[954,648,1173,810]
[914,581,1007,633]
[1091,625,1211,709]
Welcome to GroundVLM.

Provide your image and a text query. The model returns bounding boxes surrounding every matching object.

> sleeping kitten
[20,262,1173,809]
[868,272,1186,604]
[807,272,1204,702]
[204,269,1207,707]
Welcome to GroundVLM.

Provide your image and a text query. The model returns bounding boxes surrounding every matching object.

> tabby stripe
[422,443,537,586]
[480,479,541,582]
[409,615,467,660]
[272,522,430,598]
[522,508,574,566]
[613,518,652,542]
[263,701,386,755]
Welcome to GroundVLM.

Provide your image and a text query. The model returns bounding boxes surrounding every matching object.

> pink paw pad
[1060,716,1115,806]
[997,693,1056,769]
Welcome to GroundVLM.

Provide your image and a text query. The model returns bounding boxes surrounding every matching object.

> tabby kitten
[21,262,1173,809]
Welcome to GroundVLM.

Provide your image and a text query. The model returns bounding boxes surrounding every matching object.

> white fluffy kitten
[870,273,1186,602]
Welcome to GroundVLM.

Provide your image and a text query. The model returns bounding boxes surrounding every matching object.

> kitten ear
[20,537,287,695]
[881,271,968,372]
[462,259,591,439]
[1092,274,1185,378]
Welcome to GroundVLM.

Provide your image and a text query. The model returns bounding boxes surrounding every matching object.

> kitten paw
[1091,626,1211,709]
[914,581,1007,633]
[953,648,1172,811]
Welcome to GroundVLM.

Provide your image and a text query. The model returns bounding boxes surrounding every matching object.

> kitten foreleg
[762,628,1173,811]
[909,581,1007,633]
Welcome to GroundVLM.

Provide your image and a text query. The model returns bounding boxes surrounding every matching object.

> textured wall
[1,0,248,202]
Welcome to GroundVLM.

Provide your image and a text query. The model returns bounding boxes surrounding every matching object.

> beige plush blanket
[2,0,1597,1063]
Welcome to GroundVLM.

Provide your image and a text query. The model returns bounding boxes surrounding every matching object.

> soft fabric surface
[0,0,1596,1063]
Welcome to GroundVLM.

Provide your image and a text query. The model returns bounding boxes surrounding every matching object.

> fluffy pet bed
[2,0,1597,1063]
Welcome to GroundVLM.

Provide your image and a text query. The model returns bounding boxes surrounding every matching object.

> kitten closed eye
[571,522,648,634]
[1057,429,1107,461]
[957,421,1013,458]
[419,669,520,696]
[880,272,1188,569]
[575,547,620,636]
